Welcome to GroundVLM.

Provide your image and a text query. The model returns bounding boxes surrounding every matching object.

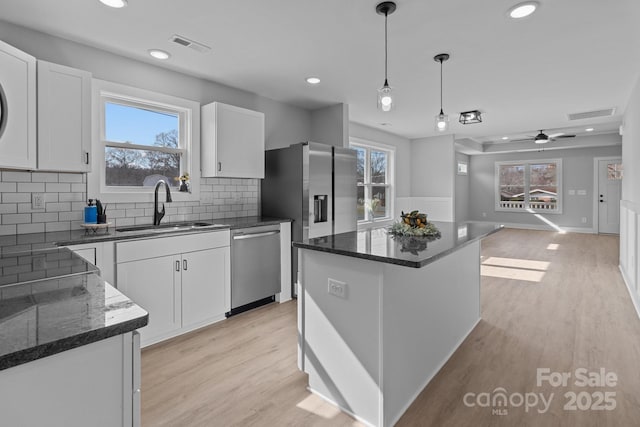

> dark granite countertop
[293,221,503,268]
[0,269,148,371]
[0,216,291,253]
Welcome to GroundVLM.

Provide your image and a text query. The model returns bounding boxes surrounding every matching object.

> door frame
[593,156,622,234]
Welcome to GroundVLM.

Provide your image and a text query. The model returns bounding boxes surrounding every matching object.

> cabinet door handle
[175,260,180,271]
[84,151,90,165]
[183,259,188,271]
[218,162,222,172]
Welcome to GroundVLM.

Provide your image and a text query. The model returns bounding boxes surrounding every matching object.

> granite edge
[0,314,149,372]
[293,225,504,268]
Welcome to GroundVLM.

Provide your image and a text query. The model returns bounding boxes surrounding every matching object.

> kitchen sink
[116,221,224,234]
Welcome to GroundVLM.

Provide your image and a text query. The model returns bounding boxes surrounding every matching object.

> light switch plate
[577,190,587,196]
[568,189,576,196]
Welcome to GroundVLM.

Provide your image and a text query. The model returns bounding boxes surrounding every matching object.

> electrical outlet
[32,193,45,209]
[482,212,487,218]
[328,279,347,299]
[581,217,587,224]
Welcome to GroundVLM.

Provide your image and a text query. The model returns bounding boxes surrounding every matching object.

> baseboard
[619,265,640,321]
[387,317,482,427]
[467,220,596,234]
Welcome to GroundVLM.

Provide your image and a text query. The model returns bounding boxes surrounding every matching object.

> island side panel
[382,241,482,426]
[299,248,384,426]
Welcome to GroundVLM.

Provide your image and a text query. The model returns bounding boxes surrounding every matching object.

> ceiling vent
[169,34,211,54]
[567,108,616,121]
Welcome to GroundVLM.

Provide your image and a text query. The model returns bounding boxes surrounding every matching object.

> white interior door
[598,158,622,234]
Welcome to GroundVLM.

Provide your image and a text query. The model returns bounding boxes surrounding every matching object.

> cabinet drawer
[116,230,230,263]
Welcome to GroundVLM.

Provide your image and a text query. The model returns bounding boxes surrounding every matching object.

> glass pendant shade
[435,109,449,132]
[378,81,394,112]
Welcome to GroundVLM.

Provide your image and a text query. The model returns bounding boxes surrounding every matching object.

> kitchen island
[293,221,501,427]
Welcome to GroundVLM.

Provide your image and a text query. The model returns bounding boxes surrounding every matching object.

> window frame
[89,79,200,203]
[350,137,395,225]
[494,158,563,214]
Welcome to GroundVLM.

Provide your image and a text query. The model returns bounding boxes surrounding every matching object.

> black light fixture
[534,130,550,144]
[376,2,397,112]
[459,110,483,125]
[434,53,450,132]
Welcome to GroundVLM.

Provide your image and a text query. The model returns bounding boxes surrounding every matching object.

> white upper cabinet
[0,40,37,170]
[37,60,92,172]
[201,102,265,178]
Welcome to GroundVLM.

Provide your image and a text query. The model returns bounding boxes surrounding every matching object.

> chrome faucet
[153,180,173,226]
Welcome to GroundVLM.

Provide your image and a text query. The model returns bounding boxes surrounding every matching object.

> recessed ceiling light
[508,2,538,19]
[305,77,321,85]
[148,49,170,60]
[99,0,128,8]
[502,136,509,140]
[585,128,594,132]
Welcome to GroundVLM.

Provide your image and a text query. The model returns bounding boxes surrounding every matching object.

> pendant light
[434,53,450,132]
[376,2,397,112]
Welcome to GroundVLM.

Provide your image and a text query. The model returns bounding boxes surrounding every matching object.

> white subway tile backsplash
[31,172,59,183]
[46,202,72,212]
[2,171,31,182]
[32,213,58,222]
[58,174,83,183]
[3,214,32,224]
[0,173,260,234]
[46,183,71,193]
[18,223,45,234]
[3,193,30,203]
[58,193,85,202]
[0,183,17,192]
[0,224,17,236]
[17,183,45,193]
[0,204,17,214]
[71,183,86,193]
[45,222,71,232]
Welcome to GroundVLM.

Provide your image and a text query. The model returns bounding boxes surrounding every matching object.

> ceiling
[1,0,640,143]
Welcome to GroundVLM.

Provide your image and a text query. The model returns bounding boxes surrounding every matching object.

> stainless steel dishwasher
[227,224,281,316]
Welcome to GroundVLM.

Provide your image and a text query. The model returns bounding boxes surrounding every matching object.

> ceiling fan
[513,130,576,144]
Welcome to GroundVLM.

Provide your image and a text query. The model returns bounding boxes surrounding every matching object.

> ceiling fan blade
[511,138,534,143]
[548,132,565,138]
[554,134,576,139]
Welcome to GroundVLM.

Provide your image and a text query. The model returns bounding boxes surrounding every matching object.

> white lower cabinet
[181,247,228,328]
[116,231,230,347]
[118,255,181,343]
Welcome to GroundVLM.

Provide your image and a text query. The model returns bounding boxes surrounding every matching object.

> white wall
[311,104,349,147]
[620,74,640,318]
[468,145,621,231]
[407,135,455,221]
[0,20,311,150]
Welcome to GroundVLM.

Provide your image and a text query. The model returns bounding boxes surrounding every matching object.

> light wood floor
[142,229,640,426]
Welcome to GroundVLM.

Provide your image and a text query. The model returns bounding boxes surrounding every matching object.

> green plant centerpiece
[388,210,441,255]
[388,210,441,238]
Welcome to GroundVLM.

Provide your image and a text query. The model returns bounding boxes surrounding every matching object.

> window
[350,139,395,223]
[89,80,200,202]
[495,159,562,213]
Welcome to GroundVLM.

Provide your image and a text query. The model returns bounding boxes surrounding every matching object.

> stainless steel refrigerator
[261,142,357,295]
